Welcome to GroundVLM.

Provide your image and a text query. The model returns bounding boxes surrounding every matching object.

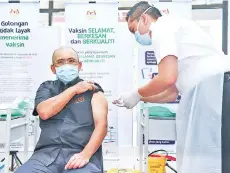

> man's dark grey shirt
[31,77,104,170]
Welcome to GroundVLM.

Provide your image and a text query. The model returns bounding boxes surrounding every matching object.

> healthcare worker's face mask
[135,20,152,46]
[55,64,79,85]
[134,7,152,46]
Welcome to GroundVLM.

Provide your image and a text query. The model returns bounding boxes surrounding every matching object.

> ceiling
[39,0,224,9]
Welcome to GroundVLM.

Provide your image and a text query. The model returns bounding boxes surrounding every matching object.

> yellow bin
[148,155,167,173]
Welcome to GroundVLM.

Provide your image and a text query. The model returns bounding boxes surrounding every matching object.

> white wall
[192,9,223,51]
[39,0,224,8]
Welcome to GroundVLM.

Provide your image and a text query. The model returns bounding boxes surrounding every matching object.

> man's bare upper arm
[91,92,108,126]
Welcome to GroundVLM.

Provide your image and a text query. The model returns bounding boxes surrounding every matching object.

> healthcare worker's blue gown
[150,15,230,173]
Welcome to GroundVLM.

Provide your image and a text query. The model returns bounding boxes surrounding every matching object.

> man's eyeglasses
[54,58,79,67]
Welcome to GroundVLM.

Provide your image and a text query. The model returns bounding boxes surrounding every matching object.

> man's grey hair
[52,46,79,64]
[126,1,162,22]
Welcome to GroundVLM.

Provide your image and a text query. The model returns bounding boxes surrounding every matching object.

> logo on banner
[118,11,128,22]
[10,9,20,15]
[161,8,169,15]
[86,10,96,20]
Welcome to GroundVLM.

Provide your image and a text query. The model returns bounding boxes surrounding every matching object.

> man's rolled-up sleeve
[93,83,104,93]
[33,81,52,116]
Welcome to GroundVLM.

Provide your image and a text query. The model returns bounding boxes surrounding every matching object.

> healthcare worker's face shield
[127,7,153,46]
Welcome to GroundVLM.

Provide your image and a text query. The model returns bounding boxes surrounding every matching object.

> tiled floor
[3,152,177,173]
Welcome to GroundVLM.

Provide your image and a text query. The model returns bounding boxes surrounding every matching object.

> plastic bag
[0,97,31,119]
[148,106,176,118]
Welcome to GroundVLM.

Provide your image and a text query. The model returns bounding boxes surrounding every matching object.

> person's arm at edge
[138,22,178,98]
[141,85,178,103]
[82,91,108,158]
[138,55,178,97]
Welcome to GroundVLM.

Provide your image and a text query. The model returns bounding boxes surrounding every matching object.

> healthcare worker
[113,1,230,173]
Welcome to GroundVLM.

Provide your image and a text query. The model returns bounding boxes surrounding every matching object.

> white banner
[0,2,39,104]
[137,2,192,151]
[32,27,61,98]
[117,11,134,147]
[65,2,118,101]
[65,2,119,156]
[0,26,61,152]
[0,1,39,152]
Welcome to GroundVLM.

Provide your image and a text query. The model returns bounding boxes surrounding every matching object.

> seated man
[15,47,108,173]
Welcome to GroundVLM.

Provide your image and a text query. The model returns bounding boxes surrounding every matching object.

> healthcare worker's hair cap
[126,1,162,22]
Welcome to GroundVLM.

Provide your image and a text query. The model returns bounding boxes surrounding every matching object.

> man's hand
[36,80,98,120]
[73,81,98,95]
[113,89,142,109]
[65,152,90,170]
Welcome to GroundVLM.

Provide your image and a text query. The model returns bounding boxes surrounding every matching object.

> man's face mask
[135,7,152,46]
[55,64,79,85]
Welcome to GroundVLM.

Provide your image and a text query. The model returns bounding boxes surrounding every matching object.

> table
[0,109,30,173]
[137,103,177,173]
